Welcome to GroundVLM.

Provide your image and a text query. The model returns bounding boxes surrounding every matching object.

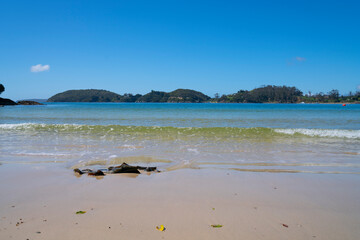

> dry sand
[1,164,360,240]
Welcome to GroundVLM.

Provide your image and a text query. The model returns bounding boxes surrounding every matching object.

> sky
[0,0,359,100]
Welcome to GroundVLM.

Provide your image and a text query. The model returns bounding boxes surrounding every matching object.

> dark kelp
[74,162,158,177]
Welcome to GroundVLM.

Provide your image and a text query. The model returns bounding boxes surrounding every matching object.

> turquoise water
[1,103,360,174]
[1,102,360,128]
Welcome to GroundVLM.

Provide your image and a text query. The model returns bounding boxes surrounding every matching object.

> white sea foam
[0,123,83,129]
[122,144,138,150]
[275,128,360,139]
[15,152,72,157]
[187,148,199,154]
[0,123,35,129]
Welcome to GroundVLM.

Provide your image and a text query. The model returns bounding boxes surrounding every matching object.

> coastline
[1,163,359,240]
[1,103,359,239]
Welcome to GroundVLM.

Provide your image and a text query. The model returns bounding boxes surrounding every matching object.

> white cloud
[357,85,360,90]
[295,56,306,62]
[31,64,50,72]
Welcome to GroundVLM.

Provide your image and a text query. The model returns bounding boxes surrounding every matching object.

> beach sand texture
[1,103,360,239]
[1,164,360,240]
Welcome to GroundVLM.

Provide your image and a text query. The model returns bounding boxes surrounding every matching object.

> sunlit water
[1,103,359,174]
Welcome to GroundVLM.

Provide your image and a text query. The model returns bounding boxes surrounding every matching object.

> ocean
[1,103,359,174]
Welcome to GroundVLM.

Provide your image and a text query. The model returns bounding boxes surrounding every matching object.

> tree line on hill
[47,85,360,103]
[215,85,302,103]
[1,83,360,105]
[47,89,211,103]
[213,86,360,103]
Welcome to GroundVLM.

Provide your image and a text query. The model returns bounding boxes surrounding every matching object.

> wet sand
[1,164,360,240]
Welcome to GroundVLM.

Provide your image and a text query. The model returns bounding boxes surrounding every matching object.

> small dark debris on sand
[74,162,159,177]
[73,168,84,175]
[88,170,105,176]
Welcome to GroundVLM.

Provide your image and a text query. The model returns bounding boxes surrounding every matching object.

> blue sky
[0,0,359,100]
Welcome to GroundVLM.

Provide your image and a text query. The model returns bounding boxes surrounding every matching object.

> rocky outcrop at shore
[17,100,44,105]
[0,97,17,106]
[0,98,44,106]
[74,162,159,177]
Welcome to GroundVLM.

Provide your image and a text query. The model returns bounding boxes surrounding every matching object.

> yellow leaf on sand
[211,224,223,228]
[156,225,165,231]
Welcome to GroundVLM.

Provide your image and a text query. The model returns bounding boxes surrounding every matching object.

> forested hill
[47,86,360,103]
[168,89,211,103]
[214,85,360,103]
[47,89,211,103]
[216,85,303,103]
[47,89,123,102]
[136,89,210,103]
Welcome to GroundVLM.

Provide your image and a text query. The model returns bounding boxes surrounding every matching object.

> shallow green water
[1,103,359,174]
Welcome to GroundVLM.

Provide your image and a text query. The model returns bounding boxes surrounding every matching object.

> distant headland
[47,86,360,104]
[0,83,44,106]
[1,83,360,105]
[47,89,210,103]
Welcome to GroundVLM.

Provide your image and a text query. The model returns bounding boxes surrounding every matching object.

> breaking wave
[0,123,359,140]
[274,128,360,139]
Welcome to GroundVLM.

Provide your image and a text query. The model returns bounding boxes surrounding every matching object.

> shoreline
[1,163,359,240]
[3,101,359,105]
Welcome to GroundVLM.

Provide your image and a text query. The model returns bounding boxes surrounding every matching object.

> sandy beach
[1,163,359,240]
[2,0,360,239]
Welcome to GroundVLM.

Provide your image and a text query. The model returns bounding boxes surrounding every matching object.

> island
[47,86,360,104]
[47,89,211,103]
[1,82,359,105]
